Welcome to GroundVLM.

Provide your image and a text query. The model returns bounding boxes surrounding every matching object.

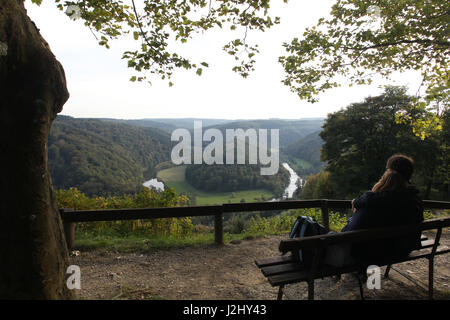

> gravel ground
[70,231,449,300]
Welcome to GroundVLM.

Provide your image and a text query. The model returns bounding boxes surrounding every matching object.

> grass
[75,231,216,253]
[157,165,186,182]
[73,230,258,254]
[156,165,275,205]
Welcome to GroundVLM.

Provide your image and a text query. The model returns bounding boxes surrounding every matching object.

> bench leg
[357,275,365,300]
[384,265,391,278]
[428,257,434,300]
[277,285,284,300]
[428,226,441,300]
[307,280,315,300]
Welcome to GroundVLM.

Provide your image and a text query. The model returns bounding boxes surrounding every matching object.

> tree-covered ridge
[283,130,325,175]
[48,116,172,196]
[185,164,290,195]
[299,87,449,201]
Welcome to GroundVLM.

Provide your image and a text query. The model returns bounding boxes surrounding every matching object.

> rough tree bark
[0,0,73,299]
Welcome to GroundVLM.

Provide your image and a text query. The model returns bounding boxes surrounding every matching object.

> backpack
[286,216,327,265]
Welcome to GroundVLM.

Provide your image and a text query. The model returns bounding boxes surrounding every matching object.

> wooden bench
[255,217,450,300]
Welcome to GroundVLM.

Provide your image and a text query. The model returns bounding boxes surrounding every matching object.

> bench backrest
[279,217,450,253]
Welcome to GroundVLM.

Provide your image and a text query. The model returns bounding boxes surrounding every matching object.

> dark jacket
[341,187,424,261]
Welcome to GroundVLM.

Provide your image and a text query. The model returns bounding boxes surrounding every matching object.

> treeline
[298,87,449,201]
[48,116,172,196]
[185,164,290,195]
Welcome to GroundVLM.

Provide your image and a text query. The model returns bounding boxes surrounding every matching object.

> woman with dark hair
[325,155,424,266]
[343,154,424,260]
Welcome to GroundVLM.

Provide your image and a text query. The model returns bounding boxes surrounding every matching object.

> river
[281,162,302,199]
[142,178,165,191]
[142,162,302,199]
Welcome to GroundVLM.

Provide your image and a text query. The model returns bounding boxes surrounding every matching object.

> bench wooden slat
[268,270,310,287]
[261,262,304,277]
[255,255,295,268]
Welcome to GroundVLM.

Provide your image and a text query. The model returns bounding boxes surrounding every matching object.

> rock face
[0,0,73,299]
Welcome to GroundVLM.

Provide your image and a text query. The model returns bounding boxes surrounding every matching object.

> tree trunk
[0,0,73,299]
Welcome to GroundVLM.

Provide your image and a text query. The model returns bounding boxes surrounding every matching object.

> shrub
[56,187,194,238]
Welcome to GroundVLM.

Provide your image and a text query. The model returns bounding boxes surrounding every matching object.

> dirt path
[70,232,449,300]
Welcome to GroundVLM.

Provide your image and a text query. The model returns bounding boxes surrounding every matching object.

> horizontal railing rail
[60,199,450,250]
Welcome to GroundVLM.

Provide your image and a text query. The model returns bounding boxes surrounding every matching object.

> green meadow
[156,165,275,205]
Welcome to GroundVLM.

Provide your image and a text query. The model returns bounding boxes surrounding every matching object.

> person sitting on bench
[325,154,424,266]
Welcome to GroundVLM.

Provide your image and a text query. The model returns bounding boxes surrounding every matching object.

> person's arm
[352,192,370,209]
[341,207,371,232]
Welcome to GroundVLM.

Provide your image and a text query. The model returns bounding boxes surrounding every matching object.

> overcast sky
[25,0,423,120]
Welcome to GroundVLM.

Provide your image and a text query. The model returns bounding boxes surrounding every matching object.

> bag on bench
[286,216,327,265]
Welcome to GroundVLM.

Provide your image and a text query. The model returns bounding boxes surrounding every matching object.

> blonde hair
[372,168,407,193]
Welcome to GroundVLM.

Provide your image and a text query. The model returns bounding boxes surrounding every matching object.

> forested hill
[48,116,172,196]
[283,130,325,174]
[185,164,290,195]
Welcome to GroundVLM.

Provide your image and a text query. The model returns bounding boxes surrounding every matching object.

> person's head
[372,154,414,193]
[386,154,414,182]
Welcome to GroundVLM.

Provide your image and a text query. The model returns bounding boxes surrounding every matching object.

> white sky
[25,0,423,120]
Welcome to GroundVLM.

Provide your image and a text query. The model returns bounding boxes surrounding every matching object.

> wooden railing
[60,199,450,250]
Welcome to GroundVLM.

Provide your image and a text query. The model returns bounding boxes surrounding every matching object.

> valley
[48,116,325,202]
[147,163,298,206]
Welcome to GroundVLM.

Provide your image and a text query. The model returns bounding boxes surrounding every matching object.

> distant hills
[48,116,325,196]
[98,118,233,132]
[202,119,324,147]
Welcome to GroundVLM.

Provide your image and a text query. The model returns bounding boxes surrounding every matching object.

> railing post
[61,208,75,251]
[214,208,224,246]
[321,200,330,233]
